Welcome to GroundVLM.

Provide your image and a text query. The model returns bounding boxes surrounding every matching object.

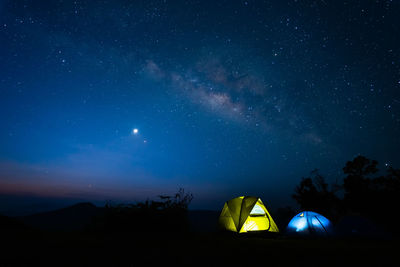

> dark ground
[2,226,398,266]
[0,204,398,266]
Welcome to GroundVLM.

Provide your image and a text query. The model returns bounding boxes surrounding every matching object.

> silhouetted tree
[342,155,379,215]
[292,169,342,220]
[293,155,400,235]
[342,156,400,234]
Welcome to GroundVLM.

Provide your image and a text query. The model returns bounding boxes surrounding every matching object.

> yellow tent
[218,196,279,233]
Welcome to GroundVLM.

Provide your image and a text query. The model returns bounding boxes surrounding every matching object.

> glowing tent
[286,211,333,237]
[218,196,279,233]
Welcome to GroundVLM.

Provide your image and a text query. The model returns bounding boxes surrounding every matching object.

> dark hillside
[20,202,104,231]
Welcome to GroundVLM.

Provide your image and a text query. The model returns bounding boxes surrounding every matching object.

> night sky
[1,0,400,211]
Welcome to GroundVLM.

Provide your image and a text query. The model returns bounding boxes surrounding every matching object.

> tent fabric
[286,211,333,237]
[218,196,279,233]
[219,203,236,232]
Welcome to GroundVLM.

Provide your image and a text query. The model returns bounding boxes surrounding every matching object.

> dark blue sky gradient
[1,0,400,211]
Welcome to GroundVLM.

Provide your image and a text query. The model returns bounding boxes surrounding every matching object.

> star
[133,128,138,135]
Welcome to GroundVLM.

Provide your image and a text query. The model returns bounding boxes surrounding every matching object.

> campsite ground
[2,229,397,266]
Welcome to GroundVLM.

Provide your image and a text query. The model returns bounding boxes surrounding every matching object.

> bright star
[133,128,138,135]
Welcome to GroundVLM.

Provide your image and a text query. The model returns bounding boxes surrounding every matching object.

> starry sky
[1,0,400,211]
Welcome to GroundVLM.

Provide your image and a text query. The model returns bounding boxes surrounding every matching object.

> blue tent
[286,211,333,237]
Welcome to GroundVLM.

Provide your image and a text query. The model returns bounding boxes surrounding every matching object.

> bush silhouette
[90,188,193,233]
